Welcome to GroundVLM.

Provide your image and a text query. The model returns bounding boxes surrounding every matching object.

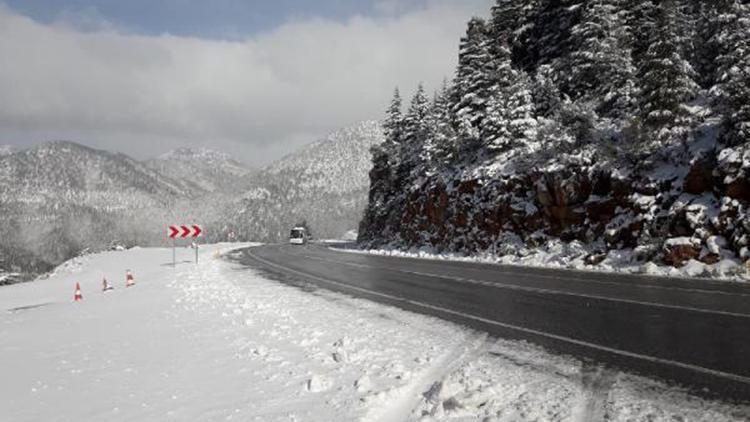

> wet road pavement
[237,243,750,399]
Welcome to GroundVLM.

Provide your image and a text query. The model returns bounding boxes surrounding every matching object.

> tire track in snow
[572,363,617,422]
[363,332,489,422]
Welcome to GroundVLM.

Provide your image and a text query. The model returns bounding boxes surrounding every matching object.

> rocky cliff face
[360,115,749,272]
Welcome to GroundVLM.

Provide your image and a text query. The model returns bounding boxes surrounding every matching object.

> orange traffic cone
[74,283,83,301]
[102,277,113,292]
[125,270,135,287]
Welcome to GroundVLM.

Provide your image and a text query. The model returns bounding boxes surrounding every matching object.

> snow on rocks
[662,236,702,267]
[339,239,748,282]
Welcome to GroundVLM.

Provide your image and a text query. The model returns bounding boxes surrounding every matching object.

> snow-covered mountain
[263,122,383,195]
[0,122,382,281]
[0,141,190,200]
[223,121,383,242]
[0,145,14,156]
[0,141,191,278]
[146,147,253,194]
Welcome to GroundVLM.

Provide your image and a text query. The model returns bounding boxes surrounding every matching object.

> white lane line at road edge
[328,246,750,298]
[247,248,750,387]
[287,248,750,319]
[326,246,750,298]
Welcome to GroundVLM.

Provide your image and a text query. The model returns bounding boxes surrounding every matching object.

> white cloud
[0,1,491,165]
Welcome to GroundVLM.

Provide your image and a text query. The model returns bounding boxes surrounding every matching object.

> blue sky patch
[3,0,428,39]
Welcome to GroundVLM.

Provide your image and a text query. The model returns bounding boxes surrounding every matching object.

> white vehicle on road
[289,227,308,245]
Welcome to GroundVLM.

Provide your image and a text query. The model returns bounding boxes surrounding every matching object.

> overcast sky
[0,0,491,166]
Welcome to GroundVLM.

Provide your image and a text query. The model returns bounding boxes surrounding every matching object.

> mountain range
[221,121,383,242]
[146,147,254,194]
[0,121,383,282]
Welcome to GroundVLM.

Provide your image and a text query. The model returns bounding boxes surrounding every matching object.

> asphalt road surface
[237,243,750,400]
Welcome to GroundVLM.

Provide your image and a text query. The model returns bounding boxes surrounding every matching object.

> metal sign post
[167,224,203,267]
[169,225,179,267]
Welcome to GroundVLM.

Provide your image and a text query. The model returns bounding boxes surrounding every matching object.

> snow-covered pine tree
[530,64,562,118]
[636,0,698,154]
[450,18,496,160]
[360,88,404,243]
[482,41,538,154]
[566,0,636,119]
[711,0,750,147]
[398,84,430,185]
[531,0,585,76]
[492,0,542,72]
[382,88,405,192]
[622,0,657,66]
[358,144,391,244]
[490,0,521,43]
[482,40,516,153]
[672,0,699,69]
[694,1,722,89]
[422,81,456,175]
[382,87,404,160]
[503,72,538,152]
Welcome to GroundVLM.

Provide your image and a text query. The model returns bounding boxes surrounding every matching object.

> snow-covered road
[1,245,748,421]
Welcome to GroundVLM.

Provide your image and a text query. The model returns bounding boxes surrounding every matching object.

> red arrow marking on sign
[192,225,202,238]
[181,225,191,238]
[168,225,179,239]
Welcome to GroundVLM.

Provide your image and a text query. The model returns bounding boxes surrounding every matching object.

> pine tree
[622,0,658,66]
[481,41,516,152]
[382,87,404,160]
[361,88,404,243]
[672,0,699,67]
[531,64,562,118]
[398,84,430,183]
[481,41,538,153]
[530,0,586,70]
[714,1,750,147]
[494,0,542,71]
[566,0,636,118]
[503,72,538,151]
[423,81,456,174]
[694,2,722,89]
[450,18,496,159]
[490,0,523,40]
[636,1,698,151]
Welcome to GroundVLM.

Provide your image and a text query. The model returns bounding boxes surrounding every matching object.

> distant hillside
[224,121,383,242]
[0,141,190,279]
[0,145,14,156]
[147,147,253,194]
[0,123,382,282]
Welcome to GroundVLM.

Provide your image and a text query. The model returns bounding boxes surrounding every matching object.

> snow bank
[337,239,748,282]
[1,244,747,421]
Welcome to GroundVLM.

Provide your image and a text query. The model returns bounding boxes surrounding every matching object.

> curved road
[237,243,750,399]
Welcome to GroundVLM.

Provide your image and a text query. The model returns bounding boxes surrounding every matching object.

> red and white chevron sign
[168,225,203,239]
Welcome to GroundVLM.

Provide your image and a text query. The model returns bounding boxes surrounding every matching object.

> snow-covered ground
[1,244,748,421]
[333,239,748,282]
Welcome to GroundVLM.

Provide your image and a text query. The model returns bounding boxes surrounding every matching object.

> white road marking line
[328,246,750,298]
[285,249,750,319]
[247,248,750,386]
